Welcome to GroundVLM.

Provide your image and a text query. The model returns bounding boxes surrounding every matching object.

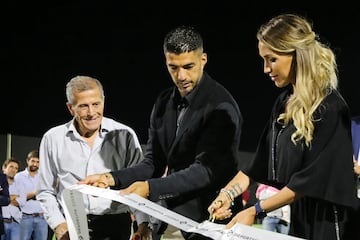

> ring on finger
[215,200,223,206]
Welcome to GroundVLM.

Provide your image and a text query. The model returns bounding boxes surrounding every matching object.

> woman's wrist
[220,188,235,206]
[221,183,243,201]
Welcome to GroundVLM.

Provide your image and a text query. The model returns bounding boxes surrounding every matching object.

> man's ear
[66,102,75,116]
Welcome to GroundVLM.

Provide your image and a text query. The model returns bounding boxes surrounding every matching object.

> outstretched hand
[207,192,233,221]
[77,173,114,188]
[224,207,255,229]
[120,181,150,199]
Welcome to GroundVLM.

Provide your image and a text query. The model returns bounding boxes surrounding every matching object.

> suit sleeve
[147,103,241,201]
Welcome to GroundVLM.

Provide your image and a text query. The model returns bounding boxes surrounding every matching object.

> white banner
[62,184,305,240]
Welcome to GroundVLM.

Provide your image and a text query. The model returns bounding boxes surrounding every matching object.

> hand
[131,222,152,240]
[78,173,115,188]
[27,191,37,200]
[10,195,19,207]
[224,206,255,229]
[207,192,233,221]
[10,194,18,200]
[55,222,70,240]
[353,159,360,175]
[120,181,150,198]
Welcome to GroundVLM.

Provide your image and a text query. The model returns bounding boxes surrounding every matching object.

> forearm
[222,171,250,199]
[257,186,297,213]
[132,208,150,225]
[110,160,155,189]
[37,192,66,229]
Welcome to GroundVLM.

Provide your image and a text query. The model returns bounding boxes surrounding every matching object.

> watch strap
[254,200,267,218]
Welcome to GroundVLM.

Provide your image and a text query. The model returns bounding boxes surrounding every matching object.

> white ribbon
[62,184,305,240]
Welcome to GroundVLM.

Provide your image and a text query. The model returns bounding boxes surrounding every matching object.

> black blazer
[111,72,243,222]
[0,173,10,235]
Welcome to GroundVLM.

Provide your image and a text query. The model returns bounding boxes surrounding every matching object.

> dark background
[2,2,359,152]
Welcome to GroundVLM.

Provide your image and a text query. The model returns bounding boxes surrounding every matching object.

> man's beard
[29,166,38,172]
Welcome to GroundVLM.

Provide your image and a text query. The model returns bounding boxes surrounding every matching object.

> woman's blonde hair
[257,14,338,146]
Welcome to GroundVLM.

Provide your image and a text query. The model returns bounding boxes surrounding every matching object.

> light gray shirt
[37,117,143,229]
[15,169,43,215]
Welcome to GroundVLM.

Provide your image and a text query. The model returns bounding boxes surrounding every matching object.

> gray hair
[66,76,105,105]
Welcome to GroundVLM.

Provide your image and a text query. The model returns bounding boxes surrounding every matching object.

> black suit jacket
[0,173,10,235]
[111,72,243,222]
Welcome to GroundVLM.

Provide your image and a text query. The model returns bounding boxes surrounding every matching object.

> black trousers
[87,212,132,240]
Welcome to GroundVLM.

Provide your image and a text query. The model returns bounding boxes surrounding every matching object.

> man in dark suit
[0,171,10,237]
[80,25,244,239]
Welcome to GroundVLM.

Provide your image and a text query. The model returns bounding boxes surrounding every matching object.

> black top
[0,173,10,235]
[243,89,359,239]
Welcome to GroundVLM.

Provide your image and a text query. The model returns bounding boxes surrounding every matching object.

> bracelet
[220,188,234,206]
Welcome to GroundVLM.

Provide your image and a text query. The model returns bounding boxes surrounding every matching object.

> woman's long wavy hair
[257,14,338,147]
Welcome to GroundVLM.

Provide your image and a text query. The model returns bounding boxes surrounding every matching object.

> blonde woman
[208,13,359,240]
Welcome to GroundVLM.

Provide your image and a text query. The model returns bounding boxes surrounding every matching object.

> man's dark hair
[163,25,203,54]
[27,149,39,160]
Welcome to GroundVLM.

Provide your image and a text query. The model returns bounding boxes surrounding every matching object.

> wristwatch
[254,201,267,219]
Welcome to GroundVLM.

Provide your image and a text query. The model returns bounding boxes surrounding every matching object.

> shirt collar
[66,117,110,138]
[172,74,205,108]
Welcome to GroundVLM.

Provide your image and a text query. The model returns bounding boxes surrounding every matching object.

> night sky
[2,2,360,152]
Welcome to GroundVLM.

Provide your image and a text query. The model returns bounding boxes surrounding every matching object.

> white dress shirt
[36,117,143,230]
